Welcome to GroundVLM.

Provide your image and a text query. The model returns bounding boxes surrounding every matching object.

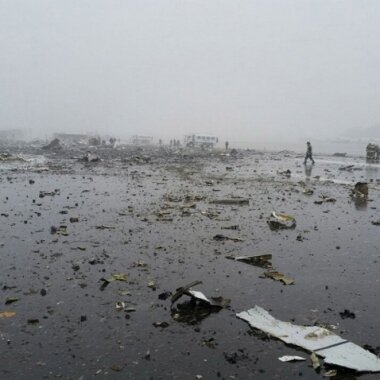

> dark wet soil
[1,147,380,380]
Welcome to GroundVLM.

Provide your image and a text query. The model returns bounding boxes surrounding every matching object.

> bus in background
[184,134,219,148]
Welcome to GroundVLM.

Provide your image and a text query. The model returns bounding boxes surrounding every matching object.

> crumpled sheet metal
[237,306,380,373]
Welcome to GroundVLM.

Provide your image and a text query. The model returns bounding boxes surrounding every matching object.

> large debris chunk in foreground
[237,306,380,372]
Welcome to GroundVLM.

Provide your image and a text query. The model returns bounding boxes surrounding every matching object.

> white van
[184,134,219,148]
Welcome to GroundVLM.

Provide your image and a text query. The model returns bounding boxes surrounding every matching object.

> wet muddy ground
[1,148,380,380]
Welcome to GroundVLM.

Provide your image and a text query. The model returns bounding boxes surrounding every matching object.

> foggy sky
[1,0,380,146]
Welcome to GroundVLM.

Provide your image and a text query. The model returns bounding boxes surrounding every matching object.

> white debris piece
[188,290,211,304]
[278,355,306,362]
[237,306,380,372]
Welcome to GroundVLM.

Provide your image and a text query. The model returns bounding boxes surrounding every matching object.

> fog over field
[1,1,380,147]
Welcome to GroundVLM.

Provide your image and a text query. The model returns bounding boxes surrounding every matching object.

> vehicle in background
[184,134,219,148]
[366,143,380,160]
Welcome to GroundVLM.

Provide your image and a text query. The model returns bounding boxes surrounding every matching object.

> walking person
[304,141,315,165]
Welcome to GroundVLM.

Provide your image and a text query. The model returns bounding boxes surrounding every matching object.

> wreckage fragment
[264,270,295,285]
[40,189,59,198]
[187,291,230,308]
[171,281,230,324]
[221,225,240,230]
[351,182,368,199]
[271,212,295,222]
[109,274,128,281]
[209,197,249,205]
[323,369,337,377]
[267,212,296,230]
[153,321,169,328]
[5,297,18,305]
[171,282,230,308]
[115,301,125,311]
[213,234,244,242]
[0,311,16,318]
[100,273,128,290]
[310,352,320,369]
[27,319,40,325]
[237,306,380,372]
[226,255,295,286]
[278,169,291,177]
[226,254,272,269]
[278,355,306,362]
[96,225,115,230]
[171,281,202,304]
[314,195,337,205]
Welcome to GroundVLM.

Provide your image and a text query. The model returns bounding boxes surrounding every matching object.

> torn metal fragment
[209,198,249,205]
[0,311,16,318]
[95,225,115,230]
[315,195,337,205]
[171,281,202,304]
[171,282,230,324]
[147,281,156,290]
[100,273,128,290]
[264,270,295,285]
[237,306,380,372]
[279,355,306,362]
[153,321,169,328]
[226,254,272,269]
[5,297,19,305]
[115,302,125,311]
[213,234,244,242]
[310,352,320,369]
[271,212,295,223]
[110,274,128,282]
[268,212,296,230]
[186,290,230,308]
[324,369,337,377]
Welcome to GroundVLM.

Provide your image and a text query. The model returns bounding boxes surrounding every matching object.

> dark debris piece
[339,309,356,319]
[158,291,172,300]
[226,254,272,269]
[223,349,249,364]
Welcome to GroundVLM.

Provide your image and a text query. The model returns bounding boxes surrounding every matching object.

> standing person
[225,141,229,150]
[304,141,315,165]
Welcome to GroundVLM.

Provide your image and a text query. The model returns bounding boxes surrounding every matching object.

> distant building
[130,135,153,145]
